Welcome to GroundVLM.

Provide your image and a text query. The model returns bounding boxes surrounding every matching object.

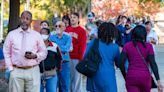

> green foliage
[160,1,164,7]
[139,0,161,3]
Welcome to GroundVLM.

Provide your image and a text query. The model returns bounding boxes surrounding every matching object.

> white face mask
[41,34,49,41]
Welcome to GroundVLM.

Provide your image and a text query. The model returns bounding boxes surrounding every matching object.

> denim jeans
[40,75,58,92]
[58,61,71,92]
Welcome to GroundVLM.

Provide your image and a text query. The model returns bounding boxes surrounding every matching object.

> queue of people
[0,10,163,92]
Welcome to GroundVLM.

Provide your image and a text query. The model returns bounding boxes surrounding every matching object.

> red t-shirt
[65,26,87,61]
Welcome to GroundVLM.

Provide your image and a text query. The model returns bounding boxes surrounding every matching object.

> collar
[54,32,65,39]
[57,33,64,39]
[48,41,53,46]
[19,27,31,33]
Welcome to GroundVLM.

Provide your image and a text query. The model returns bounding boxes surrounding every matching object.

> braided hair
[98,22,117,45]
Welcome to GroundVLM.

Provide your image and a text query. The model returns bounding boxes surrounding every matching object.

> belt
[13,65,37,69]
[62,52,68,55]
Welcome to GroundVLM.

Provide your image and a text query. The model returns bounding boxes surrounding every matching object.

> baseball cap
[87,12,95,19]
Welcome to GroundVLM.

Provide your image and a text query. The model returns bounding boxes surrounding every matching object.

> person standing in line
[62,16,73,52]
[86,22,120,92]
[85,12,98,41]
[116,16,133,46]
[145,21,158,53]
[51,18,60,36]
[50,21,72,92]
[65,13,87,92]
[40,28,62,92]
[120,25,163,92]
[40,20,50,29]
[115,15,123,47]
[3,11,47,92]
[62,15,71,29]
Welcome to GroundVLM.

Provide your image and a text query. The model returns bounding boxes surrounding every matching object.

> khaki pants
[9,65,40,92]
[71,59,82,92]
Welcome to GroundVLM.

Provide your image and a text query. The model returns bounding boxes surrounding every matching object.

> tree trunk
[8,0,20,32]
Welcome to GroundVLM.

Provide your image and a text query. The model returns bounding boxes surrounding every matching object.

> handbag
[76,39,102,77]
[41,57,57,78]
[136,45,157,88]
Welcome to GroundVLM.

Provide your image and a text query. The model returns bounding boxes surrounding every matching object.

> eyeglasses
[55,25,62,28]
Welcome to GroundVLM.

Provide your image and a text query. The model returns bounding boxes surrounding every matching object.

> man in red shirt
[65,13,87,92]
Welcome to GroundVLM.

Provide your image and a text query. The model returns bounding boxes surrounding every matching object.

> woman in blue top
[86,22,120,92]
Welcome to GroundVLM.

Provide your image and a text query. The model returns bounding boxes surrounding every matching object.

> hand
[157,80,163,92]
[25,52,37,59]
[0,61,6,72]
[5,69,11,82]
[150,39,156,44]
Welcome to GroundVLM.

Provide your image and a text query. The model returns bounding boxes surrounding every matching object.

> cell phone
[25,51,32,55]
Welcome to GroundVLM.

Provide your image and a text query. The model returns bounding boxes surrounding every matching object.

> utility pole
[0,0,4,42]
[25,0,30,10]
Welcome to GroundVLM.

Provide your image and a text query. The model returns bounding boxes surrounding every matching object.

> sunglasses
[55,24,63,28]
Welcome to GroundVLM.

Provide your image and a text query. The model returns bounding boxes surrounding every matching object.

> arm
[125,28,132,34]
[3,33,13,71]
[147,55,160,80]
[119,51,127,79]
[79,29,87,61]
[147,54,163,91]
[147,44,163,91]
[147,44,160,80]
[35,36,47,63]
[150,39,157,45]
[0,59,5,71]
[56,47,62,70]
[151,32,158,45]
[116,30,123,47]
[114,46,120,67]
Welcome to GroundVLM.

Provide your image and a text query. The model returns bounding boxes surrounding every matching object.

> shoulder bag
[76,39,102,77]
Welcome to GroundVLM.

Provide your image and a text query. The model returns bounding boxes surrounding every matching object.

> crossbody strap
[42,61,46,74]
[41,60,46,89]
[93,39,99,49]
[136,45,151,74]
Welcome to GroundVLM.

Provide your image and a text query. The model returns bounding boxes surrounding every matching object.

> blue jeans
[58,61,71,92]
[40,75,58,92]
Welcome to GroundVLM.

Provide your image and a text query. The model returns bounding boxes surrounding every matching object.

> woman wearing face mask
[49,21,72,92]
[40,28,62,92]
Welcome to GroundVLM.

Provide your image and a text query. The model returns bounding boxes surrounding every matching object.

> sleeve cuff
[8,66,13,71]
[35,53,40,62]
